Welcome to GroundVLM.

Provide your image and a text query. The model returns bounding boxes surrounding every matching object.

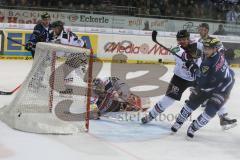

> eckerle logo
[68,14,78,22]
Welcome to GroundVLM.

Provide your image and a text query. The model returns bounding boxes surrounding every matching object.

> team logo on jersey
[201,66,209,74]
[171,47,180,53]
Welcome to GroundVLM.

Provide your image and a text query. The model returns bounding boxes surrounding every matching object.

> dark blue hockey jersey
[196,52,234,94]
[29,23,52,44]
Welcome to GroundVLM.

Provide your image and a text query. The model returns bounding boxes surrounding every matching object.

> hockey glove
[185,60,199,76]
[25,41,35,51]
[189,87,199,95]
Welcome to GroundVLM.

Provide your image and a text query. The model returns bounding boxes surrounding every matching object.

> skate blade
[185,135,194,141]
[221,123,237,130]
[170,130,177,135]
[170,132,175,135]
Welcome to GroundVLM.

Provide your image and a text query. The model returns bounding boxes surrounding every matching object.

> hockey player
[51,20,86,83]
[142,29,236,130]
[141,30,201,124]
[198,23,224,53]
[25,12,52,58]
[171,37,235,138]
[91,77,148,119]
[198,23,237,129]
[51,20,85,48]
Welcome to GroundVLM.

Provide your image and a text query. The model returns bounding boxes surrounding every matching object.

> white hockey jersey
[52,30,85,57]
[172,45,202,81]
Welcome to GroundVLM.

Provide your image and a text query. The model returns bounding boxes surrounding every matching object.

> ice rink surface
[0,60,239,160]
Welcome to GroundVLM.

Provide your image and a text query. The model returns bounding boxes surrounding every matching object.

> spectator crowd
[0,0,240,23]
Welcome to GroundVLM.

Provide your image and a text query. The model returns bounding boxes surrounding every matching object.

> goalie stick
[0,85,21,95]
[152,30,185,61]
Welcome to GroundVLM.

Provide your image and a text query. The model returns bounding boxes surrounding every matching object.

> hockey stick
[152,30,184,61]
[3,29,37,58]
[1,29,26,47]
[7,37,26,47]
[0,84,21,95]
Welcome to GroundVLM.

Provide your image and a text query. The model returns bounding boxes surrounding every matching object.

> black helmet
[41,12,50,19]
[199,23,209,30]
[51,21,64,28]
[176,30,190,39]
[203,37,220,48]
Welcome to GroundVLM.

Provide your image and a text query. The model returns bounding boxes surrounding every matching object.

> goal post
[0,42,94,134]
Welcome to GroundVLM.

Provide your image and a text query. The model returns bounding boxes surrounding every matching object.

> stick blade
[152,30,158,42]
[0,91,12,95]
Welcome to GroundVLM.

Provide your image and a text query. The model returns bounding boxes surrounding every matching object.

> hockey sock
[217,105,227,117]
[175,104,193,125]
[189,112,211,133]
[150,96,175,118]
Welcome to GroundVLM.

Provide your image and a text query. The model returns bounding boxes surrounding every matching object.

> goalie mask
[92,78,105,95]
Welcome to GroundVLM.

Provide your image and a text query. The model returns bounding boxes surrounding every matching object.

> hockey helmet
[51,20,64,28]
[41,12,50,19]
[199,23,209,30]
[203,37,220,48]
[176,30,190,39]
[92,78,105,94]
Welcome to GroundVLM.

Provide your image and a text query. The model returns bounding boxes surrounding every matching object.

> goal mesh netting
[0,42,93,134]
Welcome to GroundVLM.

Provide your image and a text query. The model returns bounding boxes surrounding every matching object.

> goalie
[90,77,149,119]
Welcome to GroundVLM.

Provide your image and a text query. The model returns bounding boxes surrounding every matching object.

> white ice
[0,60,239,160]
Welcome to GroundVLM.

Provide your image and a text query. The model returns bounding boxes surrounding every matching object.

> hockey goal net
[0,42,93,134]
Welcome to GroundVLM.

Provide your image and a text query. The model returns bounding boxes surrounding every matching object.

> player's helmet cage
[92,78,105,94]
[51,21,64,28]
[176,30,190,39]
[203,37,220,48]
[41,12,50,19]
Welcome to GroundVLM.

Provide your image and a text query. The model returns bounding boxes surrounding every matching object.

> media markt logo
[68,14,79,22]
[104,40,170,55]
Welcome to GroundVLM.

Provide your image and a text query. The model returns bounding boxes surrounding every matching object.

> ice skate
[171,122,182,133]
[141,112,154,124]
[187,121,198,138]
[220,114,237,130]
